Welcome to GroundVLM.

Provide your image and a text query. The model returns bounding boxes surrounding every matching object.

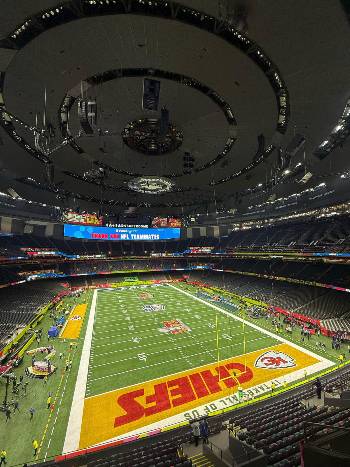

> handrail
[207,440,224,461]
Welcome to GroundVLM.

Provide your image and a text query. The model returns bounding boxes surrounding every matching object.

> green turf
[0,281,342,467]
[86,284,278,397]
[0,290,93,467]
[181,283,341,364]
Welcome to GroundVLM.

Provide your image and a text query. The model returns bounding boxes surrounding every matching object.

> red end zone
[78,343,320,449]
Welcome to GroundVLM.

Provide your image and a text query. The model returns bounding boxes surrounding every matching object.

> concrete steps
[190,452,215,467]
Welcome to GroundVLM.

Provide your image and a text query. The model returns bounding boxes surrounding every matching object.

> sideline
[39,346,78,461]
[168,284,334,365]
[63,289,98,453]
[36,371,65,461]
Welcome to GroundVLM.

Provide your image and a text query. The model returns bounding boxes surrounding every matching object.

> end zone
[78,341,332,449]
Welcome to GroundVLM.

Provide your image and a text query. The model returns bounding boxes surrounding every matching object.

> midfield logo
[255,350,296,369]
[139,292,153,300]
[143,304,165,312]
[159,319,191,334]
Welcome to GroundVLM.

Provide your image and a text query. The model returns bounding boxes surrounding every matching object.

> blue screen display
[63,224,181,241]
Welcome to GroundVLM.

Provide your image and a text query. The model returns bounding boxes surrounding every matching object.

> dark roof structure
[0,0,349,219]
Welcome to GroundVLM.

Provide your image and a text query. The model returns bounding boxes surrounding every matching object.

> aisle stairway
[189,453,215,466]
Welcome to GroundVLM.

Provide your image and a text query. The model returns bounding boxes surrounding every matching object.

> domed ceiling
[0,0,349,218]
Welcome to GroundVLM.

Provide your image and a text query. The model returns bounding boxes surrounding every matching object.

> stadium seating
[221,215,350,250]
[0,280,61,343]
[0,264,348,346]
[227,368,350,466]
[189,271,350,320]
[65,368,350,467]
[86,438,191,467]
[0,215,349,260]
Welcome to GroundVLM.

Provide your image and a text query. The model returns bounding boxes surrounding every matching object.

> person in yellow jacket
[0,449,7,465]
[47,395,52,409]
[32,439,38,457]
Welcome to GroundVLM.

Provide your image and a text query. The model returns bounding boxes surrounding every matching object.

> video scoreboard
[63,225,181,241]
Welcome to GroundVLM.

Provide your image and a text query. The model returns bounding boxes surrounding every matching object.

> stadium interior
[0,1,350,466]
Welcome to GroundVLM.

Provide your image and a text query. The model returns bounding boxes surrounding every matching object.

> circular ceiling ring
[1,0,289,184]
[17,176,215,209]
[59,67,237,178]
[128,176,175,194]
[62,169,194,194]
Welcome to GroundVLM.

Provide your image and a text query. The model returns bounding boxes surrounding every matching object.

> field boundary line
[63,289,98,453]
[168,284,334,365]
[43,347,78,461]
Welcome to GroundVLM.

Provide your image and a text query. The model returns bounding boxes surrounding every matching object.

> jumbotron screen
[63,224,181,241]
[62,211,103,226]
[151,217,182,228]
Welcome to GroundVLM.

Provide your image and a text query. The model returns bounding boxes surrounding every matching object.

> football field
[63,282,334,451]
[86,284,277,396]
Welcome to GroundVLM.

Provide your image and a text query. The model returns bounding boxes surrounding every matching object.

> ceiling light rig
[314,97,350,159]
[247,183,328,211]
[340,170,350,179]
[0,96,82,158]
[234,201,350,228]
[122,117,183,155]
[19,175,204,208]
[1,0,289,191]
[128,176,175,194]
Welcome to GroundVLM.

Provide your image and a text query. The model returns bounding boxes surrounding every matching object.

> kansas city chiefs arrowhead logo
[255,350,296,369]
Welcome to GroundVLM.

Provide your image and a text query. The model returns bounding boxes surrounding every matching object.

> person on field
[29,407,35,420]
[12,400,19,413]
[32,439,38,457]
[5,408,11,422]
[47,396,51,409]
[22,381,29,396]
[0,449,7,465]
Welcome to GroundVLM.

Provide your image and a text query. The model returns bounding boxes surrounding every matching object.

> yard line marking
[168,284,334,365]
[91,329,262,359]
[63,289,98,453]
[92,319,242,336]
[88,336,269,381]
[91,324,258,350]
[85,340,289,399]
